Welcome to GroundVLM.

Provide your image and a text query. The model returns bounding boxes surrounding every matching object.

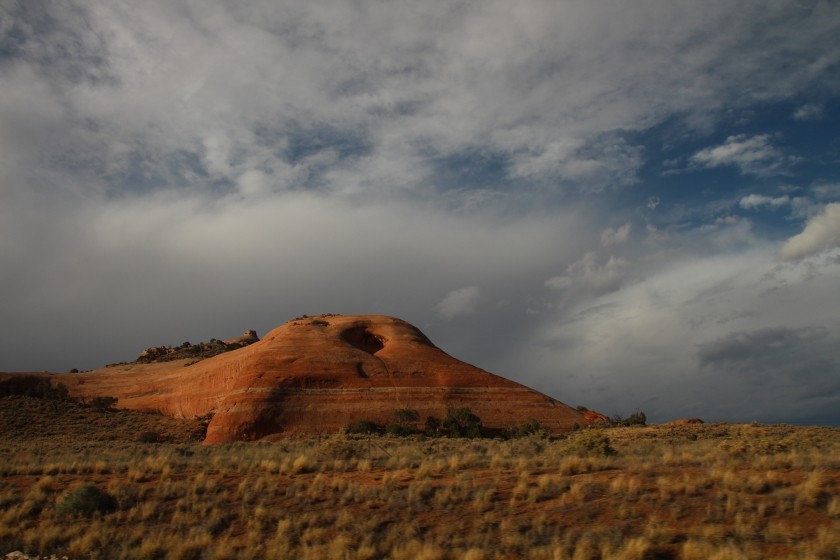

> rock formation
[7,315,593,443]
[223,329,259,347]
[669,418,704,425]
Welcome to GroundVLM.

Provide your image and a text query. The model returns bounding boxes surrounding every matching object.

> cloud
[1,1,840,427]
[697,326,840,397]
[793,103,824,121]
[698,326,827,369]
[545,252,631,297]
[601,223,632,247]
[739,194,791,209]
[510,136,643,193]
[780,203,840,260]
[691,134,792,176]
[435,286,482,320]
[525,247,840,423]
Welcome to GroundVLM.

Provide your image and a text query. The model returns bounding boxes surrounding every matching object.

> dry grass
[1,397,839,559]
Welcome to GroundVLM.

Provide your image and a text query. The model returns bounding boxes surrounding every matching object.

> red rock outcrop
[223,329,259,347]
[582,410,611,425]
[9,315,592,443]
[669,418,704,425]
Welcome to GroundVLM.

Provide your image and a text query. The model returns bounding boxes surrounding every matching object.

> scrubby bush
[345,420,383,435]
[443,407,483,438]
[57,484,117,517]
[386,408,420,436]
[504,418,547,439]
[424,415,442,437]
[623,409,647,426]
[385,423,414,436]
[24,380,69,401]
[613,409,647,427]
[137,431,163,443]
[570,430,616,456]
[91,396,118,411]
[393,408,420,425]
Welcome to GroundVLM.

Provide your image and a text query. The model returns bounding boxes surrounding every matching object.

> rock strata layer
[11,315,591,443]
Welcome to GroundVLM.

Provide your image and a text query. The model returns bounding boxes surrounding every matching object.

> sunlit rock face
[49,315,590,443]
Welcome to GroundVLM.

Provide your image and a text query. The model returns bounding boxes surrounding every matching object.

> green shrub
[345,420,383,435]
[91,396,118,411]
[443,407,483,438]
[622,409,647,426]
[504,418,546,439]
[137,431,162,443]
[24,380,69,401]
[387,408,420,436]
[424,415,442,437]
[385,423,414,436]
[570,430,616,456]
[57,484,117,517]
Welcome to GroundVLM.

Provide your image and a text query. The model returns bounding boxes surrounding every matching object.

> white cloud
[435,286,482,320]
[545,252,631,297]
[691,134,792,176]
[510,136,643,192]
[739,194,791,209]
[601,223,632,247]
[780,203,840,261]
[525,248,840,423]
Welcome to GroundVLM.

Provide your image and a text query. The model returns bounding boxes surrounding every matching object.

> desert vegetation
[2,396,839,559]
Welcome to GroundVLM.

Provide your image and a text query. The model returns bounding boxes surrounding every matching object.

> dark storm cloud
[697,326,840,397]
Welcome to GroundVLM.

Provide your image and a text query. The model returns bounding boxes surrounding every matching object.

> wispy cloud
[793,103,824,121]
[601,223,632,248]
[435,286,482,320]
[691,134,794,176]
[739,194,791,209]
[545,252,631,297]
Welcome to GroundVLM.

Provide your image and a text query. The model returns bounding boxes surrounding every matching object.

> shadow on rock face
[341,326,385,355]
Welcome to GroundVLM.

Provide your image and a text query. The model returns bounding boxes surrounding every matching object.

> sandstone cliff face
[41,315,591,443]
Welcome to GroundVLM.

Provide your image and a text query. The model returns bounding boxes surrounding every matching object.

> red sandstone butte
[7,315,592,443]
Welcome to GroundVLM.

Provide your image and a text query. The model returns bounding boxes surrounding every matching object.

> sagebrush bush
[345,420,383,435]
[138,431,163,443]
[570,429,616,456]
[57,484,117,517]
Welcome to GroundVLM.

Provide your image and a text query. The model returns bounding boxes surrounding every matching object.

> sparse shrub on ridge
[24,380,69,402]
[621,409,647,426]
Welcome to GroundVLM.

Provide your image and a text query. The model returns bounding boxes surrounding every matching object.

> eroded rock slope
[14,315,590,443]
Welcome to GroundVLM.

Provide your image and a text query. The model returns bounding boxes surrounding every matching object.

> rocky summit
[10,315,592,443]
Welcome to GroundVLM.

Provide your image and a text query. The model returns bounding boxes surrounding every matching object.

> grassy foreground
[1,396,839,559]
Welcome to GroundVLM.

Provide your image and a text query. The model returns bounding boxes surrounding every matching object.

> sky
[2,1,840,425]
